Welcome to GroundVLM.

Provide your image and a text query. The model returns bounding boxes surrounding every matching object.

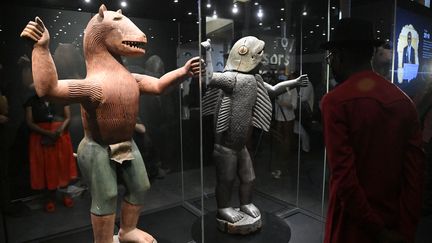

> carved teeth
[122,41,146,50]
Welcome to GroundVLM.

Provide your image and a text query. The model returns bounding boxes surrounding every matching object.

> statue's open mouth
[122,41,146,50]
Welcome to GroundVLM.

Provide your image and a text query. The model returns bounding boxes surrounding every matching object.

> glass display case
[1,0,431,242]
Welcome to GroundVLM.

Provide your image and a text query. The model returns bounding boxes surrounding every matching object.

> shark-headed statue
[21,4,202,243]
[202,37,308,235]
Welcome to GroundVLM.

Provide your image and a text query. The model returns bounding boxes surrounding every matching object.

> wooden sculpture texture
[21,4,201,243]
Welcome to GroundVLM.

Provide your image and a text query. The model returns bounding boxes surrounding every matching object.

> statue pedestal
[191,211,291,243]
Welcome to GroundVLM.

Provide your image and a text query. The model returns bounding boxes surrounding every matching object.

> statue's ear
[116,9,122,15]
[99,4,107,18]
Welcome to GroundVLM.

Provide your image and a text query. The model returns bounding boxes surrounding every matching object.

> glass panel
[0,2,201,243]
[199,0,330,242]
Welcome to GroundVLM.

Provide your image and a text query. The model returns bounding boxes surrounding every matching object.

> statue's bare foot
[240,203,261,218]
[118,228,157,243]
[217,207,244,223]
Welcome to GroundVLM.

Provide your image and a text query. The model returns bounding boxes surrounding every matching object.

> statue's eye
[113,16,123,21]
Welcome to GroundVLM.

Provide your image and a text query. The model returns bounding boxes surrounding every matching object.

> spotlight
[232,4,238,14]
[121,1,127,7]
[302,11,307,16]
[257,7,263,18]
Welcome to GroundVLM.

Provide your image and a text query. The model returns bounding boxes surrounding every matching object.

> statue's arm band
[68,82,103,103]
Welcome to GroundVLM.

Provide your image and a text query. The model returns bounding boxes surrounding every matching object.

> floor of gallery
[2,150,432,243]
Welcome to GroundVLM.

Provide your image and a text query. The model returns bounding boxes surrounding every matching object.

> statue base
[216,210,262,235]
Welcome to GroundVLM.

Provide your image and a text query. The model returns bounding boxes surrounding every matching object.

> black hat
[321,18,384,50]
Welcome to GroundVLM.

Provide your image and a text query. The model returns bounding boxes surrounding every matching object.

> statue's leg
[237,146,260,218]
[77,138,118,243]
[91,214,116,243]
[214,144,243,223]
[118,140,154,243]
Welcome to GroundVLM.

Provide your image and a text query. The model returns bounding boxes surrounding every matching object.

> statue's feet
[118,228,157,243]
[240,203,261,218]
[217,207,244,223]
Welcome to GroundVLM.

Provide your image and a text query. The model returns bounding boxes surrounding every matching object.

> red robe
[321,70,425,243]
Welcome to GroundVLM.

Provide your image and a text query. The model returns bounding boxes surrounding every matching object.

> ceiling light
[310,30,314,34]
[277,25,280,28]
[257,7,263,18]
[302,11,307,16]
[188,12,192,15]
[259,22,262,26]
[172,18,176,21]
[212,10,217,19]
[120,1,127,7]
[78,8,82,11]
[84,0,90,3]
[206,0,211,8]
[280,8,284,11]
[332,6,336,9]
[254,2,259,6]
[174,0,178,2]
[232,4,238,14]
[316,24,319,27]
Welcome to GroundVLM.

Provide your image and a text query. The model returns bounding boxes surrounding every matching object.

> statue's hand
[201,39,211,51]
[297,74,309,87]
[20,17,50,48]
[183,56,205,78]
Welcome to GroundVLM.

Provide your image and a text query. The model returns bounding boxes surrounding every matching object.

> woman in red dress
[25,95,77,212]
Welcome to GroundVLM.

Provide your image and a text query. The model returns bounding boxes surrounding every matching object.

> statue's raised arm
[20,17,97,104]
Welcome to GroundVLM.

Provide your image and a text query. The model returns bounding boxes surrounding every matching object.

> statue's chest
[232,76,257,106]
[100,72,139,104]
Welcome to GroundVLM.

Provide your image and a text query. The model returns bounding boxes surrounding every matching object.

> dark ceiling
[3,0,431,52]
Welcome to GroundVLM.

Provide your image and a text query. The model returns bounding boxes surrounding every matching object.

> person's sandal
[45,200,56,212]
[63,196,74,208]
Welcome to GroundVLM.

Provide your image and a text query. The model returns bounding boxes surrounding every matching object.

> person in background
[321,18,424,243]
[294,78,314,153]
[271,77,298,179]
[372,42,392,80]
[404,60,432,217]
[133,117,168,181]
[25,95,77,212]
